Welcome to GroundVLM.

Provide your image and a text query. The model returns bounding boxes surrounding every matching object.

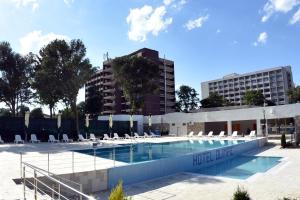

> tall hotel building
[85,48,176,115]
[201,66,294,105]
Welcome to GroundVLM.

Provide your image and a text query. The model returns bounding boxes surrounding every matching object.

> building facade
[85,48,176,115]
[201,66,294,105]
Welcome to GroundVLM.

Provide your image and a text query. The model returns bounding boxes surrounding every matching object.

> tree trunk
[49,105,53,118]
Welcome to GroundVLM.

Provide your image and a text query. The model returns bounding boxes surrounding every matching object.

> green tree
[112,56,159,114]
[33,40,65,118]
[244,90,265,106]
[232,186,251,200]
[287,86,300,103]
[30,108,44,118]
[85,86,103,116]
[0,108,11,117]
[77,101,86,120]
[0,42,35,116]
[200,92,225,108]
[176,85,199,112]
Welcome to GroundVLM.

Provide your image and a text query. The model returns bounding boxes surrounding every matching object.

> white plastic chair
[197,131,203,137]
[134,132,143,138]
[218,131,226,137]
[231,131,238,137]
[0,135,4,144]
[150,132,160,137]
[48,135,59,143]
[14,135,24,144]
[125,134,133,139]
[89,133,98,141]
[113,133,124,140]
[103,134,112,140]
[78,134,88,142]
[62,134,73,143]
[187,131,194,137]
[144,132,152,138]
[249,130,256,138]
[207,131,214,137]
[30,134,40,143]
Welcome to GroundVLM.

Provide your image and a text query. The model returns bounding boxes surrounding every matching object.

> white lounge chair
[249,130,256,138]
[144,132,152,138]
[78,134,88,142]
[134,132,143,138]
[89,133,98,141]
[218,131,226,137]
[113,133,124,140]
[103,134,112,140]
[62,134,73,143]
[30,134,40,143]
[150,132,160,137]
[48,135,59,143]
[231,131,238,137]
[207,131,214,137]
[197,131,203,137]
[125,134,133,139]
[187,131,194,137]
[0,135,4,144]
[14,135,24,144]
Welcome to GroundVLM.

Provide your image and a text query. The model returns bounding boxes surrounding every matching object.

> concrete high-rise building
[85,48,176,115]
[201,66,294,105]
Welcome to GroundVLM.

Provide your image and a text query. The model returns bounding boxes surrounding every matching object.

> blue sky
[1,0,300,108]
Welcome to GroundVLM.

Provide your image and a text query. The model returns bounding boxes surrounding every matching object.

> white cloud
[171,0,187,10]
[253,32,268,46]
[19,30,70,54]
[184,15,209,31]
[163,0,175,6]
[216,29,221,34]
[289,7,300,23]
[64,0,74,6]
[126,5,173,42]
[7,0,40,11]
[261,0,300,22]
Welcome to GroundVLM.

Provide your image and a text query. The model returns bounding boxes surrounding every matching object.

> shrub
[281,133,287,148]
[232,186,251,200]
[108,180,130,200]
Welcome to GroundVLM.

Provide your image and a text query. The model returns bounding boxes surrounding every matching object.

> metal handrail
[22,162,95,200]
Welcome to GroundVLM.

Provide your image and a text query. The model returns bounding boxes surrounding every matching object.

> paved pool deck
[94,141,300,200]
[0,137,299,199]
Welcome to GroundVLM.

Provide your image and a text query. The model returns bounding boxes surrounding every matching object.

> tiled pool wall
[107,138,267,188]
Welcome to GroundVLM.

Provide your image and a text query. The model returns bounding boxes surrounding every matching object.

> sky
[0,0,300,113]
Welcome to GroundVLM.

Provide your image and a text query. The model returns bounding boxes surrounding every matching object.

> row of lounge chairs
[187,130,256,138]
[0,132,161,144]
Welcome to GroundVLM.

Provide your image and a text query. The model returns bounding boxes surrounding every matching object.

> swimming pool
[189,155,282,179]
[75,139,246,164]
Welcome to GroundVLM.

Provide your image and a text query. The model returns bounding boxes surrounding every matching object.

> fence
[0,116,137,142]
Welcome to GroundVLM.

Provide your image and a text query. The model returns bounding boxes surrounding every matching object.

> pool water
[75,139,245,163]
[189,155,282,179]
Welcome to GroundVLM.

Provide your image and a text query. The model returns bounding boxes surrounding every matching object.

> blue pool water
[189,155,282,179]
[75,139,245,163]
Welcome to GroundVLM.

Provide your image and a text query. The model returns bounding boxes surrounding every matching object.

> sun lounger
[144,132,152,138]
[113,133,124,140]
[231,131,238,137]
[0,135,4,144]
[62,134,73,143]
[125,134,133,139]
[207,131,214,137]
[48,135,59,143]
[89,133,98,141]
[248,130,256,138]
[150,132,160,137]
[30,134,40,143]
[187,131,194,137]
[197,131,203,137]
[103,134,112,140]
[218,131,226,137]
[14,135,24,144]
[134,132,143,138]
[78,134,88,142]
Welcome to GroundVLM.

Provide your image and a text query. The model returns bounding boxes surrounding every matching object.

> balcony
[103,88,115,93]
[103,95,115,100]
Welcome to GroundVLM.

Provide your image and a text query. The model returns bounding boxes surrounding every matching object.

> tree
[108,181,130,200]
[200,92,224,108]
[112,56,159,114]
[85,86,103,116]
[0,42,35,116]
[33,40,66,118]
[244,90,265,106]
[30,108,44,118]
[0,108,11,117]
[287,86,300,103]
[77,101,86,120]
[176,85,199,112]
